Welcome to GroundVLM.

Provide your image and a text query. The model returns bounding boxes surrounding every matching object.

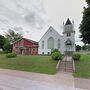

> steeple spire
[65,18,72,25]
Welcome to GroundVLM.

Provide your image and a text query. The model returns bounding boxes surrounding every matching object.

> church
[38,19,75,55]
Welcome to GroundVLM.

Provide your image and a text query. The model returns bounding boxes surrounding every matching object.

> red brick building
[12,38,38,55]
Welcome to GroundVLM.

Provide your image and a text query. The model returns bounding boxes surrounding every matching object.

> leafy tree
[79,0,90,44]
[86,0,90,6]
[5,29,22,44]
[0,35,6,50]
[82,45,87,50]
[3,39,12,52]
[76,45,81,51]
[82,45,90,51]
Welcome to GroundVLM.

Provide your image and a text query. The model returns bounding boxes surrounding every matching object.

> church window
[67,33,71,37]
[42,40,44,49]
[50,29,52,32]
[48,52,50,55]
[47,37,54,49]
[57,39,60,49]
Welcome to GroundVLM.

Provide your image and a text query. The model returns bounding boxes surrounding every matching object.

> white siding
[38,24,75,55]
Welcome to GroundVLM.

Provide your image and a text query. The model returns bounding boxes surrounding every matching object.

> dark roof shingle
[65,18,72,25]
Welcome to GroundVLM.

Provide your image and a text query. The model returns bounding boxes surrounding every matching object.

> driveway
[0,69,88,90]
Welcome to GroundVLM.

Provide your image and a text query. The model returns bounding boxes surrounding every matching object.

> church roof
[39,26,62,42]
[65,18,72,25]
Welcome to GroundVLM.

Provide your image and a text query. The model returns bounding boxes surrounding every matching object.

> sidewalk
[74,78,90,90]
[58,56,90,90]
[0,69,89,90]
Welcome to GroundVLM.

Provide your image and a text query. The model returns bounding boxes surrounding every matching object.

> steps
[59,56,73,72]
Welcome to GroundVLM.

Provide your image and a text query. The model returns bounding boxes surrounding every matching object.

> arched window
[42,40,44,49]
[57,39,60,49]
[47,37,54,49]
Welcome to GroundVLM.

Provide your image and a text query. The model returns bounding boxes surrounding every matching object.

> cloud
[0,0,48,41]
[24,12,36,26]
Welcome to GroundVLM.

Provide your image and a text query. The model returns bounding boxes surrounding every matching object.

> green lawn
[0,55,58,74]
[74,54,90,78]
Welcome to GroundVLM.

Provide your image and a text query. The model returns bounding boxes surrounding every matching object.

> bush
[51,49,58,54]
[4,51,11,54]
[0,51,11,54]
[72,53,81,61]
[6,53,17,58]
[51,51,62,61]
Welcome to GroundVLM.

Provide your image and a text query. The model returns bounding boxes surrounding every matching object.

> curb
[73,59,76,72]
[56,60,61,71]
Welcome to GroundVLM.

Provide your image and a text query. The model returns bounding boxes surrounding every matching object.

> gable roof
[65,18,72,25]
[13,38,38,44]
[39,26,62,42]
[24,38,38,43]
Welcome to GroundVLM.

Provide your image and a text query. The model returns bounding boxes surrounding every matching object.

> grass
[0,54,58,74]
[74,54,90,78]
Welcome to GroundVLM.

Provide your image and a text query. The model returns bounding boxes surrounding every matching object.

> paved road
[0,69,88,90]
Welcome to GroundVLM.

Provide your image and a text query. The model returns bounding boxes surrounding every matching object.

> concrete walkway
[74,78,90,90]
[59,56,90,90]
[59,56,73,72]
[63,56,72,61]
[0,69,87,90]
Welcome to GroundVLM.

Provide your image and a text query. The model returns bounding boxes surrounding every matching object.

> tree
[86,0,90,6]
[0,35,6,50]
[5,29,22,44]
[76,45,81,51]
[3,39,12,52]
[82,45,90,51]
[82,45,86,51]
[79,0,90,44]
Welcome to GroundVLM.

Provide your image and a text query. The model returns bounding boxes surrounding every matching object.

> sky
[43,0,86,45]
[0,0,86,46]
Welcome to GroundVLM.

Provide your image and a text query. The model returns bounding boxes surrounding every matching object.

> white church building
[38,19,75,55]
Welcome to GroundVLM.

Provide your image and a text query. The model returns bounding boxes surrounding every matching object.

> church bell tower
[63,18,75,55]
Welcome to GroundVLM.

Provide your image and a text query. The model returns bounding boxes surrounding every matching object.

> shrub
[51,49,59,54]
[72,53,81,61]
[6,53,17,58]
[51,51,62,61]
[0,51,11,54]
[4,51,11,54]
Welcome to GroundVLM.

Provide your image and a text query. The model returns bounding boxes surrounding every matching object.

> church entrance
[65,39,73,56]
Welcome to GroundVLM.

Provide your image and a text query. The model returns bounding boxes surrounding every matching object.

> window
[47,37,54,49]
[67,33,71,37]
[50,29,52,32]
[48,52,50,55]
[42,40,44,49]
[57,39,60,49]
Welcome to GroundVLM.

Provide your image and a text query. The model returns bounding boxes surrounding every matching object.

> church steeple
[65,18,72,25]
[63,18,75,34]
